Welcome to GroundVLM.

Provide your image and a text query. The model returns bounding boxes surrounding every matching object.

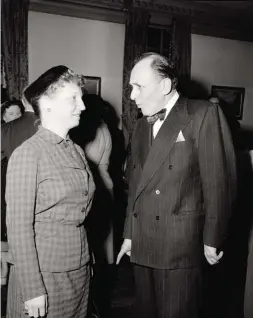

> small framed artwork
[211,85,245,120]
[82,76,101,95]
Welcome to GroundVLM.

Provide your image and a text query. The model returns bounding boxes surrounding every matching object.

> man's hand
[24,294,47,317]
[204,245,223,265]
[116,239,132,264]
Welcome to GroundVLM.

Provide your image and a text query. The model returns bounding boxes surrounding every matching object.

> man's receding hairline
[135,55,155,68]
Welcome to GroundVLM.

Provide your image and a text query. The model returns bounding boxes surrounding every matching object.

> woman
[6,65,95,318]
[1,100,24,123]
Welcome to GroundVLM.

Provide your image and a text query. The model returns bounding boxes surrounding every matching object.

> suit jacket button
[155,189,160,195]
[169,164,173,170]
[81,207,85,213]
[132,164,136,169]
[133,213,137,218]
[83,190,88,196]
[156,216,160,220]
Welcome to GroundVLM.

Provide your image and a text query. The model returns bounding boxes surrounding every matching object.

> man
[117,53,236,318]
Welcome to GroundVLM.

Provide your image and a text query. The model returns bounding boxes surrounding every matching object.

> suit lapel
[136,119,152,168]
[135,97,192,199]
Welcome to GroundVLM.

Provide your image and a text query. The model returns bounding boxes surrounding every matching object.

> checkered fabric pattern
[6,127,95,304]
[7,265,91,318]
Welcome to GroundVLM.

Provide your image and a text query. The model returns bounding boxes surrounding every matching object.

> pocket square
[176,130,185,142]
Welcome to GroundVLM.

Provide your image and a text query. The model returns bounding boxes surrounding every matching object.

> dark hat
[24,65,70,102]
[23,65,78,116]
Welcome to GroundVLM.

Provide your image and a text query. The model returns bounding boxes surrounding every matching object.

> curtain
[170,17,192,96]
[1,0,29,100]
[122,7,149,146]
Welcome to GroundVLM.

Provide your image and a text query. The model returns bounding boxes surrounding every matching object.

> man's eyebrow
[130,82,141,87]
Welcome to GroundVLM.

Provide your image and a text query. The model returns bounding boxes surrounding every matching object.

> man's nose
[80,100,85,111]
[130,88,137,101]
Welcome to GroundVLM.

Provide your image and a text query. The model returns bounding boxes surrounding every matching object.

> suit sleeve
[199,104,237,248]
[123,122,140,240]
[1,126,7,160]
[6,144,47,302]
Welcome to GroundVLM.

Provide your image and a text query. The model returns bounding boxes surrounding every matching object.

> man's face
[209,97,219,105]
[129,59,168,116]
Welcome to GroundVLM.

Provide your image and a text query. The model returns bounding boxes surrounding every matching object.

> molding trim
[29,0,125,23]
[29,0,253,42]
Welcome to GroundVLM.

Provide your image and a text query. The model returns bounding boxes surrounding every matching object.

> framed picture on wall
[211,85,245,120]
[82,76,101,95]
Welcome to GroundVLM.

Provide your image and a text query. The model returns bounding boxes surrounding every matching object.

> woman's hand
[24,294,48,317]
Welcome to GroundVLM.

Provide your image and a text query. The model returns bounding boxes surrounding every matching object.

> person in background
[1,100,24,123]
[6,65,95,318]
[117,52,237,318]
[70,93,114,317]
[1,96,38,160]
[1,97,38,297]
[208,96,241,150]
[1,95,39,292]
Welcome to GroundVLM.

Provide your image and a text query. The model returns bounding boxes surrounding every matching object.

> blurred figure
[208,96,241,149]
[6,65,95,318]
[1,100,24,123]
[70,94,114,317]
[70,94,114,263]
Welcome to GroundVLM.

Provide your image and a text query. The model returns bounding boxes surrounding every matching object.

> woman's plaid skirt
[7,264,90,318]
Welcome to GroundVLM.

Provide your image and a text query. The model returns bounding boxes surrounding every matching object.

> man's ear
[160,78,172,95]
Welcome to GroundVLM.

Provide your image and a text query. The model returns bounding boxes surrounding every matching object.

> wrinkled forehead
[130,59,157,85]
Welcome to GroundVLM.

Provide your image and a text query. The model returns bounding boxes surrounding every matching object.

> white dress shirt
[153,91,179,138]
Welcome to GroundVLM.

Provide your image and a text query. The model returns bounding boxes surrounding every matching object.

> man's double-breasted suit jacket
[124,97,237,269]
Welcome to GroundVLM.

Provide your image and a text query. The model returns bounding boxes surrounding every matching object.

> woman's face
[3,105,22,123]
[45,82,85,129]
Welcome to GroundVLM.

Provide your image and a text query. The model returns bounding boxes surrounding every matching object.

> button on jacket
[6,127,95,301]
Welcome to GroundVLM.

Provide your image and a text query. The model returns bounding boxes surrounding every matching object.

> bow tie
[146,108,166,125]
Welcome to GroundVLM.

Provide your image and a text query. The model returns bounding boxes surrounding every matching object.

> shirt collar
[163,90,179,120]
[38,126,72,144]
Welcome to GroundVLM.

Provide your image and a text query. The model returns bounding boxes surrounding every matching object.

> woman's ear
[160,78,172,95]
[39,95,51,114]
